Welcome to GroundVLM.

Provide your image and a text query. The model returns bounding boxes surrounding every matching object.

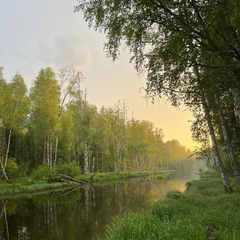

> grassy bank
[0,180,70,198]
[106,171,240,240]
[77,170,173,183]
[0,171,170,197]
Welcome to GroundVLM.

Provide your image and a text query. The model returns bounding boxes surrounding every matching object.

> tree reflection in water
[0,173,197,239]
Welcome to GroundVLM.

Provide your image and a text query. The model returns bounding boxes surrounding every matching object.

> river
[0,172,198,240]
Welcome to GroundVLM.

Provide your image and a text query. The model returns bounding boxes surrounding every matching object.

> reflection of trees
[44,199,59,238]
[0,200,9,240]
[115,183,124,213]
[84,186,90,223]
[0,174,196,239]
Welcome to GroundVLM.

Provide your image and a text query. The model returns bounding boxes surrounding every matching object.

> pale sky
[0,0,197,150]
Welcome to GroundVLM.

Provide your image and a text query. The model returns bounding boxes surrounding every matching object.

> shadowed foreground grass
[106,171,240,240]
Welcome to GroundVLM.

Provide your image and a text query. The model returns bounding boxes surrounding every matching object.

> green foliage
[32,165,54,180]
[5,158,18,178]
[57,161,81,177]
[5,158,28,179]
[75,0,240,188]
[0,66,193,181]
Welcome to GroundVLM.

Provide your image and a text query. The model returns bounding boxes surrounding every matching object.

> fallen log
[59,174,87,184]
[60,178,79,185]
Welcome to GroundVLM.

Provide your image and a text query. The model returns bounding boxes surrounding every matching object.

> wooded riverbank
[0,171,172,198]
[106,170,240,239]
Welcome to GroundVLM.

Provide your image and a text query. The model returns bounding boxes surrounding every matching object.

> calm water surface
[0,172,198,240]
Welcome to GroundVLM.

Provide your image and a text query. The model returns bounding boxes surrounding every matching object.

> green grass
[106,170,240,240]
[0,179,69,197]
[76,171,168,183]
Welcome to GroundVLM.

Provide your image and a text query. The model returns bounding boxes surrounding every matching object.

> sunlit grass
[106,170,240,240]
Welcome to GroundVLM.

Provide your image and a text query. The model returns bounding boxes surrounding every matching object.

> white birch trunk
[202,93,233,192]
[47,136,50,168]
[50,138,53,171]
[0,159,9,182]
[53,137,58,172]
[84,140,89,174]
[214,93,240,180]
[4,129,12,169]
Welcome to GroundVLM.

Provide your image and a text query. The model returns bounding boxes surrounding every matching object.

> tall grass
[106,170,240,240]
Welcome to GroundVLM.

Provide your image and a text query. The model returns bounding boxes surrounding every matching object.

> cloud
[36,35,92,70]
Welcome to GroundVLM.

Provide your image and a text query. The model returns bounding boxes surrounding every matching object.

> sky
[0,0,197,150]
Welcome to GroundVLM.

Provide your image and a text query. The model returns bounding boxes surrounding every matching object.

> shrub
[57,161,81,177]
[5,158,18,178]
[32,165,53,180]
[5,158,27,179]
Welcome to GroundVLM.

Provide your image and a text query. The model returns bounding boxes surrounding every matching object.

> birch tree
[30,68,59,169]
[3,74,29,166]
[0,68,9,181]
[53,65,82,171]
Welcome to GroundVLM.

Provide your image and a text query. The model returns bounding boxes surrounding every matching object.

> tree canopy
[0,66,193,181]
[75,0,240,191]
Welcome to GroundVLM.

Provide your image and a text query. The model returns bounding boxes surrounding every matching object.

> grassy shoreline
[0,170,173,198]
[106,170,240,240]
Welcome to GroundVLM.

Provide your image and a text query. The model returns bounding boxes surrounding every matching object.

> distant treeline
[0,66,193,180]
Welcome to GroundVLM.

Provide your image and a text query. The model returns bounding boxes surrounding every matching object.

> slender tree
[30,68,59,169]
[53,65,82,171]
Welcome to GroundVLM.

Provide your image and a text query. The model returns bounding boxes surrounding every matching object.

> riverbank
[106,170,240,239]
[77,170,175,184]
[0,170,173,197]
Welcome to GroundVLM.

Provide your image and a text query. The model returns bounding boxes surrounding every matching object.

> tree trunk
[50,138,53,171]
[4,129,12,169]
[201,93,233,192]
[43,139,47,165]
[47,136,50,167]
[53,137,59,172]
[232,87,240,127]
[92,157,95,174]
[214,93,240,181]
[0,159,9,182]
[84,140,89,174]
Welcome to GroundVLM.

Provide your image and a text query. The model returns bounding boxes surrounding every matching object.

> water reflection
[0,173,197,240]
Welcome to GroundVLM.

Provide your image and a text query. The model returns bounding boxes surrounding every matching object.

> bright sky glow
[0,0,197,150]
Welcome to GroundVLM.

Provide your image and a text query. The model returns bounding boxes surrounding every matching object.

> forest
[75,0,240,192]
[0,66,193,181]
